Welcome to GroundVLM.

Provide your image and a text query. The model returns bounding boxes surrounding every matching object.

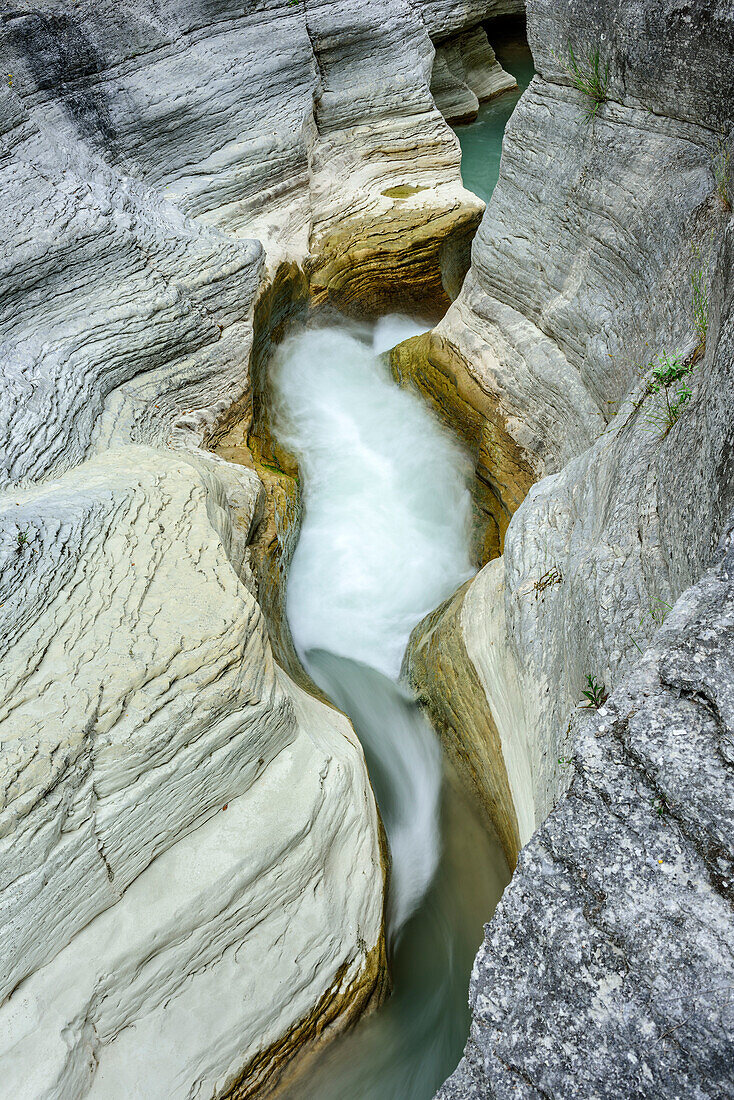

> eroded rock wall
[415,0,734,1094]
[414,0,524,42]
[0,0,504,1094]
[406,0,734,839]
[0,85,386,1097]
[431,27,518,125]
[440,515,734,1098]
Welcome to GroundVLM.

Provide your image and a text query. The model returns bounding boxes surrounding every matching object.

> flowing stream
[271,321,510,1099]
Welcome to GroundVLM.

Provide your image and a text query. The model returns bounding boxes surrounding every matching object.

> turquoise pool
[456,35,536,205]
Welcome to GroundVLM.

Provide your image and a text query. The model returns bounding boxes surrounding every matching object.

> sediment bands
[210,264,311,689]
[307,199,482,320]
[223,940,389,1100]
[390,330,535,565]
[402,580,521,869]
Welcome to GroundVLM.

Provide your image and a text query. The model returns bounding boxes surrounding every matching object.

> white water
[271,317,508,1099]
[271,320,474,933]
[271,323,474,681]
[309,649,442,935]
[371,313,430,356]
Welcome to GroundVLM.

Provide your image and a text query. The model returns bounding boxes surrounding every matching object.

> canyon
[0,0,732,1098]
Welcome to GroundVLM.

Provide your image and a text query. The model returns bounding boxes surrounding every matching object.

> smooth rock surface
[415,0,734,1094]
[406,0,734,835]
[0,447,385,1098]
[0,0,507,1093]
[415,0,524,42]
[431,27,518,125]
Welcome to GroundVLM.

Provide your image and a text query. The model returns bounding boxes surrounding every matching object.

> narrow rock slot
[395,20,539,567]
[1,1,731,1097]
[267,319,510,1099]
[453,21,535,205]
[208,28,536,1091]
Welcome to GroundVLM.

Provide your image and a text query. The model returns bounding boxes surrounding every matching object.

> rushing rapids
[270,320,509,1098]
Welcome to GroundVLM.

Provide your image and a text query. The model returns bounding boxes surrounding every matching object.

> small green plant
[580,674,608,710]
[565,44,609,121]
[652,796,666,818]
[629,597,673,653]
[558,755,574,768]
[533,565,562,599]
[712,138,732,210]
[647,596,673,625]
[644,350,696,435]
[15,526,31,552]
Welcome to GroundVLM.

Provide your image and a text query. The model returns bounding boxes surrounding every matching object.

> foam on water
[271,322,474,681]
[372,313,431,356]
[271,317,508,1098]
[308,649,442,936]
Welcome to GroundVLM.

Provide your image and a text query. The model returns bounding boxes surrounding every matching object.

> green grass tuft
[565,44,610,121]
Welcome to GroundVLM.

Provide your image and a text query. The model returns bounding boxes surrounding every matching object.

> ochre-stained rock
[426,0,734,1094]
[391,330,536,564]
[0,0,509,1094]
[308,191,482,319]
[402,579,521,868]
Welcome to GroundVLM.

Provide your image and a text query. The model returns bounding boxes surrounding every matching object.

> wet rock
[422,0,734,1094]
[0,0,506,1093]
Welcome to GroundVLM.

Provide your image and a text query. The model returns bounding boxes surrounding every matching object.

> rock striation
[0,0,506,1094]
[434,220,734,1096]
[440,520,734,1098]
[405,0,734,840]
[1,449,386,1099]
[431,27,518,125]
[397,0,734,1094]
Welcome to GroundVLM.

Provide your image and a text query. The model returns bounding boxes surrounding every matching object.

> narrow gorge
[0,2,732,1099]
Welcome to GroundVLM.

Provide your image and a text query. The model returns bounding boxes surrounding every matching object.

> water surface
[270,319,510,1098]
[456,35,535,205]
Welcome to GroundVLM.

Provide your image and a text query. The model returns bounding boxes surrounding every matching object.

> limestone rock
[0,448,385,1098]
[0,0,503,1092]
[431,27,518,125]
[408,0,734,851]
[416,0,525,43]
[2,0,483,310]
[414,0,734,1093]
[0,83,263,489]
[414,215,734,849]
[438,514,734,1098]
[300,0,485,315]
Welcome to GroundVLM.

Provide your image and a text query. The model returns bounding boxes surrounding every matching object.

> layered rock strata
[0,0,504,1094]
[405,0,733,839]
[431,27,518,125]
[0,88,386,1096]
[440,518,734,1097]
[415,0,525,41]
[399,0,734,1093]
